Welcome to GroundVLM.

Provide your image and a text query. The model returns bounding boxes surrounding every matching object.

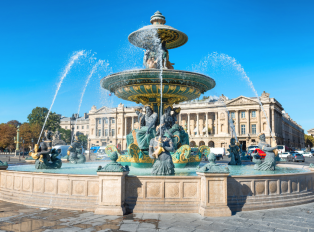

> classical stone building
[60,113,90,136]
[308,128,314,137]
[72,92,305,150]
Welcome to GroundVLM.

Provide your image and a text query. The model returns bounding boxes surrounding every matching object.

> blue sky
[1,0,313,132]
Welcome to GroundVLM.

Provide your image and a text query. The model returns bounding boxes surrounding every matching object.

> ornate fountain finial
[150,11,166,25]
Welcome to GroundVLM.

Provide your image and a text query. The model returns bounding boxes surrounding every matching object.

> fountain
[101,11,214,170]
[1,11,314,217]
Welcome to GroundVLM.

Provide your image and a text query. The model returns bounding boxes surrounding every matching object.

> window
[77,126,79,129]
[98,129,101,136]
[252,124,256,134]
[112,119,115,123]
[82,126,84,129]
[241,125,246,134]
[98,119,101,124]
[65,126,67,129]
[252,111,256,117]
[112,129,115,136]
[241,112,245,118]
[213,126,215,134]
[87,125,89,129]
[105,129,109,136]
[104,118,108,124]
[231,112,235,119]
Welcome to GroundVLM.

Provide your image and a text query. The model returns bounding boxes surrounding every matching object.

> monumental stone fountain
[101,11,214,171]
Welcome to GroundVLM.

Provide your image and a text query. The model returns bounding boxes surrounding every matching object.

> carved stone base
[199,205,232,217]
[95,205,126,215]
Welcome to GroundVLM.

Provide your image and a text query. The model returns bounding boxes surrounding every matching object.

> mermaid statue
[160,106,189,149]
[149,126,175,175]
[126,105,158,150]
[67,133,86,164]
[228,138,242,165]
[29,130,62,169]
[254,133,278,171]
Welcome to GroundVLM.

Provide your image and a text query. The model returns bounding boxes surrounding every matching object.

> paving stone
[119,223,139,231]
[268,222,309,232]
[138,222,156,229]
[141,213,160,220]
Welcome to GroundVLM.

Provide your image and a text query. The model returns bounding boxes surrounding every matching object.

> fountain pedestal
[95,171,129,215]
[197,172,231,217]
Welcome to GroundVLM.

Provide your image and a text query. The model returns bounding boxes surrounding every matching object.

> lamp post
[22,139,25,158]
[14,126,22,158]
[88,138,91,161]
[31,138,34,150]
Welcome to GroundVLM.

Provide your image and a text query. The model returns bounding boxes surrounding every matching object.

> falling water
[194,52,273,140]
[158,43,164,128]
[71,59,107,142]
[37,50,86,144]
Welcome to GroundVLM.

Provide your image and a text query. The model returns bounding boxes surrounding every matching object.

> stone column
[246,110,250,135]
[124,117,127,136]
[132,117,134,130]
[257,110,260,134]
[197,113,199,137]
[271,108,275,136]
[197,172,231,217]
[215,112,218,135]
[95,171,129,215]
[235,110,239,135]
[188,113,190,135]
[101,118,104,137]
[206,112,208,137]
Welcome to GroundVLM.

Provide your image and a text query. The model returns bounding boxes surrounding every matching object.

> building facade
[60,113,90,136]
[70,92,305,150]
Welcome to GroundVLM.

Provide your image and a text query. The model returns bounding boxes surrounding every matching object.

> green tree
[78,133,88,149]
[59,128,72,144]
[7,120,21,128]
[304,134,314,150]
[27,107,60,131]
[0,123,16,151]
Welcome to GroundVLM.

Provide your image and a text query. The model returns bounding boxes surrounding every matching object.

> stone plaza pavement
[1,201,314,231]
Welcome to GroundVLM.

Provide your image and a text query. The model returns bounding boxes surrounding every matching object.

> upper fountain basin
[101,69,216,105]
[128,24,188,50]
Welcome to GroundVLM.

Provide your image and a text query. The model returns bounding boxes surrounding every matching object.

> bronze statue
[149,126,175,175]
[67,133,86,164]
[228,138,242,165]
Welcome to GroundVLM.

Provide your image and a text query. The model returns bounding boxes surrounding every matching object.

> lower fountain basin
[7,162,310,176]
[1,164,313,216]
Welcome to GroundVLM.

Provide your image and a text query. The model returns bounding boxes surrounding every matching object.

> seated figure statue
[30,130,62,169]
[254,133,277,171]
[126,105,158,150]
[67,133,86,164]
[149,126,175,175]
[228,138,242,165]
[160,106,189,150]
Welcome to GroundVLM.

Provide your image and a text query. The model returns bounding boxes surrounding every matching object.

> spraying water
[37,50,86,144]
[71,59,107,142]
[194,52,273,140]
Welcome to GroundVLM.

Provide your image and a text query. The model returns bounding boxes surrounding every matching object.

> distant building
[60,113,89,136]
[307,128,314,137]
[87,91,305,150]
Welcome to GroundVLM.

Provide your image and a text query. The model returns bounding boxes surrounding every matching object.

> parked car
[210,148,225,157]
[302,152,313,158]
[215,154,223,161]
[247,145,258,153]
[296,150,304,154]
[279,152,292,158]
[287,153,305,162]
[53,145,70,159]
[251,148,266,159]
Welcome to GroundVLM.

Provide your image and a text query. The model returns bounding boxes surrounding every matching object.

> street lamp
[88,138,91,161]
[14,126,22,159]
[31,138,34,150]
[22,139,25,158]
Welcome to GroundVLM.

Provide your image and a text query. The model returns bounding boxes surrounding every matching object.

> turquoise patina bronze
[97,152,129,172]
[197,153,229,173]
[29,131,62,169]
[67,134,86,164]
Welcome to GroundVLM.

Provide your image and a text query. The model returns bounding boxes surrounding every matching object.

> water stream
[37,50,86,144]
[194,52,274,140]
[71,59,106,143]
